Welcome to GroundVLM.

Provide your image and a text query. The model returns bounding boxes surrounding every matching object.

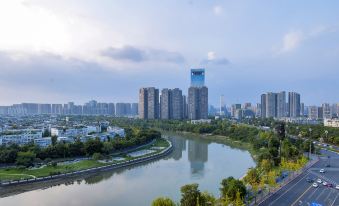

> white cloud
[207,51,216,60]
[213,5,223,15]
[280,31,304,52]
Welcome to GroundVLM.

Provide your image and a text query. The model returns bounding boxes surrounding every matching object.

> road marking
[291,185,313,206]
[315,187,327,201]
[330,193,338,206]
[325,189,335,206]
[268,173,308,206]
[306,186,319,199]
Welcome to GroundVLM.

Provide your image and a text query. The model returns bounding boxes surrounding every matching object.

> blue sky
[0,0,338,106]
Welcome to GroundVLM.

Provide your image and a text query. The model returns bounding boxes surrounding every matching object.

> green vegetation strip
[0,138,171,182]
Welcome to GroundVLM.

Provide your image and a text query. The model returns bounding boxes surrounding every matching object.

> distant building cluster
[0,101,138,117]
[0,117,125,148]
[138,68,208,120]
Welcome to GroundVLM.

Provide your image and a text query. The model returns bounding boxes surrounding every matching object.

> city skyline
[0,1,339,106]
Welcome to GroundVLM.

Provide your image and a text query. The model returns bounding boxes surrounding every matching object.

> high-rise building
[277,91,286,118]
[266,92,277,118]
[188,86,208,120]
[308,106,318,119]
[138,87,159,119]
[190,68,205,87]
[231,104,241,117]
[172,88,183,120]
[300,103,305,116]
[108,103,115,116]
[260,94,267,118]
[288,92,301,118]
[243,102,252,110]
[188,69,208,120]
[131,103,138,116]
[322,103,331,119]
[160,88,171,120]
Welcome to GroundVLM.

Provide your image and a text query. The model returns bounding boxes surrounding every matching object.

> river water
[0,133,255,206]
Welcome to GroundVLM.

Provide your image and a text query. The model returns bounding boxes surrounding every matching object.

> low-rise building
[0,129,43,146]
[34,137,52,148]
[324,119,339,128]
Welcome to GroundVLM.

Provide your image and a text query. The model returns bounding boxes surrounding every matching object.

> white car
[336,185,339,190]
[317,179,322,184]
[320,169,325,173]
[312,183,319,188]
[323,181,328,186]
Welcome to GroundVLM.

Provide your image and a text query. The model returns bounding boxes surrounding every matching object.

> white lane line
[330,193,338,206]
[315,187,327,201]
[325,189,335,206]
[291,185,313,206]
[268,173,308,206]
[306,186,319,199]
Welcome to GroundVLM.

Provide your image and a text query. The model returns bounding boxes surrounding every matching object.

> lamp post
[325,130,328,141]
[308,128,312,159]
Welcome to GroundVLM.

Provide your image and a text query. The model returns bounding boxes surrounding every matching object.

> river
[0,133,256,206]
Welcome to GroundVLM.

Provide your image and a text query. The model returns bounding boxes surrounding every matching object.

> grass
[0,160,107,181]
[152,138,170,147]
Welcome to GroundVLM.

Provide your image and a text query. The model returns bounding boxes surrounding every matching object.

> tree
[220,177,246,202]
[180,183,204,206]
[16,151,36,167]
[92,152,103,160]
[151,197,176,206]
[260,159,273,173]
[84,138,103,155]
[234,190,245,206]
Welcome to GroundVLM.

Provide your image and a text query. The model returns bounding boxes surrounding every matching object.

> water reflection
[188,140,208,176]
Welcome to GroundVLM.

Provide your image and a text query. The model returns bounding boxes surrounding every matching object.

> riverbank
[0,138,173,186]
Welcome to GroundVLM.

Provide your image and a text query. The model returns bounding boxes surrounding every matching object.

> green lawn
[0,160,107,181]
[153,138,170,147]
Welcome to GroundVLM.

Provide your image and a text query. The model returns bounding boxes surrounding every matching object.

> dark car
[327,183,333,188]
[306,177,314,183]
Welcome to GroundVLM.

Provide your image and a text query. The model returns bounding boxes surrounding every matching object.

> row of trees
[0,128,161,167]
[152,177,246,206]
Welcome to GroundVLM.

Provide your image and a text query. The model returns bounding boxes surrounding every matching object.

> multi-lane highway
[259,150,339,206]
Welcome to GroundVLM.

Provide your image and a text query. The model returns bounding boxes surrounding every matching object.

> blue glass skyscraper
[190,68,205,87]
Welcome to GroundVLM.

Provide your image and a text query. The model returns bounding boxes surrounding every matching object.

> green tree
[16,151,36,167]
[151,197,176,206]
[180,183,204,206]
[220,177,246,202]
[92,152,103,160]
[84,138,103,155]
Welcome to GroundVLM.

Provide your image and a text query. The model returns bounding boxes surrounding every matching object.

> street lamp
[325,130,328,141]
[308,128,312,159]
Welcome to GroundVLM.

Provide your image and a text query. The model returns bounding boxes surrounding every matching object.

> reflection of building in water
[188,140,208,174]
[171,137,187,160]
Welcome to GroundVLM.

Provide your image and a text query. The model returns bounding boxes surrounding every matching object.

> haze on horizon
[0,0,338,106]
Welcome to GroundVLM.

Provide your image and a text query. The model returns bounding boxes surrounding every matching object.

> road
[259,150,339,206]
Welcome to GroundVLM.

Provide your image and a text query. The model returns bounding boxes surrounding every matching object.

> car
[336,185,339,190]
[317,179,322,184]
[312,183,319,188]
[320,169,325,173]
[306,177,314,183]
[323,182,328,186]
[327,183,333,188]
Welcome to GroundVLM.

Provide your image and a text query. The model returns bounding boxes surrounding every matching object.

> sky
[0,0,338,106]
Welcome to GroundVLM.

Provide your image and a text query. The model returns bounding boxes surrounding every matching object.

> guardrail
[0,139,173,187]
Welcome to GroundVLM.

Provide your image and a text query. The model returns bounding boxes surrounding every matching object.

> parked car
[320,169,325,173]
[306,177,313,183]
[327,183,333,188]
[312,183,319,188]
